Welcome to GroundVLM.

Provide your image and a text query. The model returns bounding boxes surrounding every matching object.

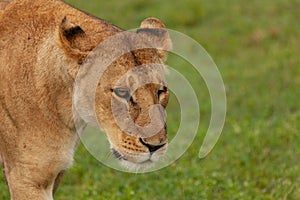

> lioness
[0,0,171,199]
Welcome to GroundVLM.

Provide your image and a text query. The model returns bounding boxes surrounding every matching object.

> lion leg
[4,163,57,200]
[53,170,65,194]
[3,147,74,200]
[5,167,54,200]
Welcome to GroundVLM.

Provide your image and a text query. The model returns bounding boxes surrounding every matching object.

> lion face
[62,17,171,170]
[95,49,169,169]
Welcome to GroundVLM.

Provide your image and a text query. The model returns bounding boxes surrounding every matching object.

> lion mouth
[110,146,168,171]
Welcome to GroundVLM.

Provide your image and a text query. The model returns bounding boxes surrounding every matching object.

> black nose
[139,138,165,153]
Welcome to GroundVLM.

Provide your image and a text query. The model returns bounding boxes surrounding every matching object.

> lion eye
[157,89,165,97]
[157,86,168,97]
[157,86,169,107]
[113,88,130,99]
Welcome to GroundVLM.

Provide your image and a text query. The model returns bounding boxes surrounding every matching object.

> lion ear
[59,17,88,64]
[137,17,172,61]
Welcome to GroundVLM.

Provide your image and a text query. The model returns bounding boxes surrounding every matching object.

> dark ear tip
[63,26,85,38]
[60,17,85,39]
[62,16,67,24]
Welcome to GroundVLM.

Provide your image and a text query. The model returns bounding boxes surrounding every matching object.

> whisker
[112,149,124,160]
[105,151,113,160]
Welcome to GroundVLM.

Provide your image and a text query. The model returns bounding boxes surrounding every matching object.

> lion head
[61,17,172,170]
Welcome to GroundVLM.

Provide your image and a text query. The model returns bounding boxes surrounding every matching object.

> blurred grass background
[1,0,300,199]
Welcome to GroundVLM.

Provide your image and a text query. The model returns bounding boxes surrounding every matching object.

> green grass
[1,0,300,199]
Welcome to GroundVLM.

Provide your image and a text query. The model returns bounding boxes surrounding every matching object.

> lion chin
[120,159,155,172]
[111,147,166,172]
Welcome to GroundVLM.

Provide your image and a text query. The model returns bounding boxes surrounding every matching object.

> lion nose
[139,138,166,153]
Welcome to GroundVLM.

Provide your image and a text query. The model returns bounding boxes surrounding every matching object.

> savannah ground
[1,0,299,199]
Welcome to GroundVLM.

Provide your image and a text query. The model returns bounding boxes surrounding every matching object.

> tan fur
[0,0,11,10]
[0,0,170,199]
